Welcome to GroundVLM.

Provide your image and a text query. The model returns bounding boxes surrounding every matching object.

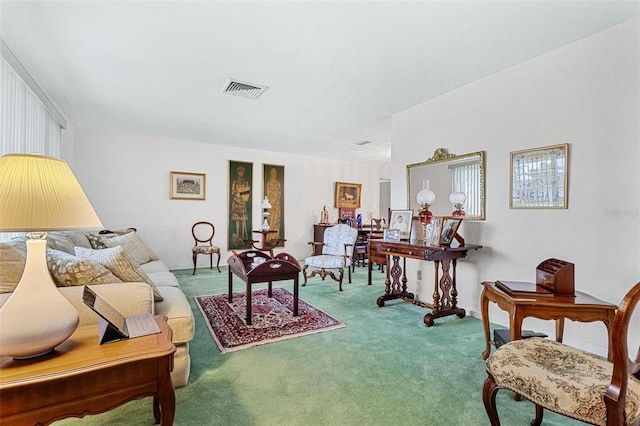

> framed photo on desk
[389,209,413,240]
[440,217,462,246]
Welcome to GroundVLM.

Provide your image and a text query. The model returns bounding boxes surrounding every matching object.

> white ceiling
[1,1,638,164]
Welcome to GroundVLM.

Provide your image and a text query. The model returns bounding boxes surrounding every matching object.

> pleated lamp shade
[0,153,103,231]
[0,153,103,358]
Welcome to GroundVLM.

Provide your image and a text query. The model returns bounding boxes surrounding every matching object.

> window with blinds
[1,42,65,241]
[451,161,481,217]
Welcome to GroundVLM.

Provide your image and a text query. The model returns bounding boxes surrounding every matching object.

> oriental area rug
[195,288,345,353]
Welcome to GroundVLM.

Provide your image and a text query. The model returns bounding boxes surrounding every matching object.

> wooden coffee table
[228,250,301,325]
[0,315,176,425]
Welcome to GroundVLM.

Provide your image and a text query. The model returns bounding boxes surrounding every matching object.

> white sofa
[0,230,195,388]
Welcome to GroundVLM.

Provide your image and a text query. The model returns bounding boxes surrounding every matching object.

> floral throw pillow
[46,249,122,287]
[74,246,163,302]
[85,232,107,249]
[102,232,159,265]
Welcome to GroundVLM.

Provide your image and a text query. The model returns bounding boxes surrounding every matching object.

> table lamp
[260,196,272,231]
[416,180,436,241]
[0,154,103,358]
[449,191,466,216]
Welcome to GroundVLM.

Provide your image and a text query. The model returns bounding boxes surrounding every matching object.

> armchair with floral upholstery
[483,281,640,425]
[303,224,357,291]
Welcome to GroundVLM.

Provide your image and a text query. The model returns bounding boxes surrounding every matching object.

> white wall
[390,19,639,356]
[67,128,386,270]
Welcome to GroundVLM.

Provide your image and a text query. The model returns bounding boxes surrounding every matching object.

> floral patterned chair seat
[483,281,640,426]
[303,224,357,291]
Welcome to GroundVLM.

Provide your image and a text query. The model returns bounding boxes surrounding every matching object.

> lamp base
[0,236,79,358]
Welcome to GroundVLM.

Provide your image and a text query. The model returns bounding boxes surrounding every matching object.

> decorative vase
[0,236,79,358]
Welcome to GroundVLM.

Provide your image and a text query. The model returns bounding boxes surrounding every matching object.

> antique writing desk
[0,316,175,426]
[480,281,617,360]
[228,250,301,326]
[370,239,481,326]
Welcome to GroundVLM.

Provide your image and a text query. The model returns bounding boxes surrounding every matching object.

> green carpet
[55,266,586,425]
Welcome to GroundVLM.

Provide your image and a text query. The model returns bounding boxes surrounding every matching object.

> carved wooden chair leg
[302,265,309,285]
[348,266,352,283]
[482,374,501,426]
[337,268,344,291]
[215,252,221,272]
[192,253,197,275]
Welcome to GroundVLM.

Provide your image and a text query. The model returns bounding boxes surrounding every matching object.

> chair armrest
[342,243,354,258]
[308,241,324,256]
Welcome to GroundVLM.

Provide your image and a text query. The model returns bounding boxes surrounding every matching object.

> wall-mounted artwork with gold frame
[228,161,253,250]
[170,171,206,200]
[263,163,285,248]
[510,143,568,209]
[334,182,362,208]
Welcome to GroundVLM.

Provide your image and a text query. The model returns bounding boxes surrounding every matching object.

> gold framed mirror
[406,148,486,220]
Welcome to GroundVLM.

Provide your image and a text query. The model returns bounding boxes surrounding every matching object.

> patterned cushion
[74,246,163,302]
[193,245,220,254]
[0,244,26,294]
[85,232,107,249]
[102,232,159,265]
[305,254,351,269]
[45,232,76,255]
[486,337,640,425]
[46,248,122,287]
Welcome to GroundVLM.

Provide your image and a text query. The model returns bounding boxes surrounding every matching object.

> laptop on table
[82,286,161,344]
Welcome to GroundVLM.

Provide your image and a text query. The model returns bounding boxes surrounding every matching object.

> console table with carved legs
[371,240,481,326]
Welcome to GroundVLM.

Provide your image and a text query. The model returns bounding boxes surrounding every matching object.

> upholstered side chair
[191,221,221,275]
[303,224,357,291]
[483,281,640,426]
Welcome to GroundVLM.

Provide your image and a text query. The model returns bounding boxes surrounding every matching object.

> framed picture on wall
[170,171,206,200]
[338,207,355,221]
[263,164,285,248]
[228,161,253,250]
[334,182,362,208]
[510,143,568,209]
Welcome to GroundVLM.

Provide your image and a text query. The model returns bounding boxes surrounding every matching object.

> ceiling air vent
[222,79,268,100]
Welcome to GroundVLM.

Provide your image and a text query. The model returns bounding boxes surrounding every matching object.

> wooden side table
[480,281,617,360]
[0,315,176,425]
[370,239,481,326]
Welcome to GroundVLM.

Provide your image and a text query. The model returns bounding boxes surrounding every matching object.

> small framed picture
[409,216,421,242]
[429,217,443,246]
[384,228,401,241]
[389,209,413,240]
[170,171,206,200]
[439,217,463,246]
[339,207,355,220]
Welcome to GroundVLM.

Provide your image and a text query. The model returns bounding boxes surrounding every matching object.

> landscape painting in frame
[170,171,206,200]
[334,182,362,208]
[228,161,253,250]
[263,164,285,248]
